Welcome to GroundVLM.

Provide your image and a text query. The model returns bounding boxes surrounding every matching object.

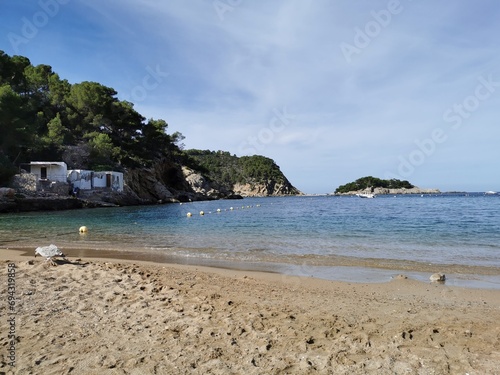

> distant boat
[485,191,497,195]
[356,193,375,198]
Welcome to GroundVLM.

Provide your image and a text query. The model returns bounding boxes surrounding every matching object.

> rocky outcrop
[233,180,301,197]
[0,196,83,213]
[10,174,37,194]
[182,167,224,199]
[124,161,229,203]
[336,187,441,196]
[124,160,190,203]
[2,156,300,212]
[373,187,440,195]
[180,167,299,198]
[123,163,301,202]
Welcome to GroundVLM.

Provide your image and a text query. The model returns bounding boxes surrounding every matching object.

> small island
[334,176,440,196]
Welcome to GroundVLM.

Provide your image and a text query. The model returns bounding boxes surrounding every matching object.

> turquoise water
[1,194,500,287]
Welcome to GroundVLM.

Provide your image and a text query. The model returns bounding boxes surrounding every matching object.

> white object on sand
[35,244,66,266]
[429,273,445,282]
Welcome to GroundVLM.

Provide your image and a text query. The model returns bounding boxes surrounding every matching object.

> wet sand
[1,248,500,374]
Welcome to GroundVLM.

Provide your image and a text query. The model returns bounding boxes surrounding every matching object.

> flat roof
[29,162,67,166]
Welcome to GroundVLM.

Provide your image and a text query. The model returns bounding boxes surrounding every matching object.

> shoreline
[1,247,500,373]
[3,245,500,291]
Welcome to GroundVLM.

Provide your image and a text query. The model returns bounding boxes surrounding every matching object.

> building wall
[92,172,108,189]
[67,171,124,192]
[30,163,68,182]
[67,170,93,190]
[110,172,123,192]
[92,172,123,192]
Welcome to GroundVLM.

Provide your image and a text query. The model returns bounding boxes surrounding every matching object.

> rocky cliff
[2,153,301,212]
[181,150,302,198]
[180,166,300,198]
[122,152,302,202]
[232,181,300,196]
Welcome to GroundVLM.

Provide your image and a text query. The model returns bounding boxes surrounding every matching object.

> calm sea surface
[2,194,500,288]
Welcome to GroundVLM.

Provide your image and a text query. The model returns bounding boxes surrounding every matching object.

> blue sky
[1,1,500,193]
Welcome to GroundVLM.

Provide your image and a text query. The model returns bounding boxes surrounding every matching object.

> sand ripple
[1,257,500,374]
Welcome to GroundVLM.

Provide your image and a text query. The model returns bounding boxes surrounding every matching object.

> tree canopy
[0,50,181,185]
[335,176,414,194]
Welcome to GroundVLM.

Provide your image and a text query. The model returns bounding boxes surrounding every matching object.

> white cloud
[2,0,500,192]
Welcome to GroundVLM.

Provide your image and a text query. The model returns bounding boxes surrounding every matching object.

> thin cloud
[1,1,499,192]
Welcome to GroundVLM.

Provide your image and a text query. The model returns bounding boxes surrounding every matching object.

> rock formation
[336,187,441,196]
[232,181,300,197]
[2,153,301,212]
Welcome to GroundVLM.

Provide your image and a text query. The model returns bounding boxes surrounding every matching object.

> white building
[21,162,124,194]
[28,161,68,182]
[67,170,93,190]
[23,162,69,194]
[67,170,124,192]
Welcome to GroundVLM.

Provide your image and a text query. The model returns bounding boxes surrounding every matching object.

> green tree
[6,55,31,94]
[87,133,120,170]
[335,176,414,193]
[0,84,31,157]
[23,64,53,101]
[65,82,115,135]
[45,113,66,146]
[171,131,185,150]
[0,50,185,175]
[48,74,71,112]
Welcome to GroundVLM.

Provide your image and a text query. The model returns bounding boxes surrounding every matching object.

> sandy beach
[1,248,500,375]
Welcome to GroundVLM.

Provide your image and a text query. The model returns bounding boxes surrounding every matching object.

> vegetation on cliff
[335,176,414,194]
[0,51,297,197]
[182,150,300,194]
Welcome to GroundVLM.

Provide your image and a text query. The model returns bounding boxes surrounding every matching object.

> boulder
[0,187,15,198]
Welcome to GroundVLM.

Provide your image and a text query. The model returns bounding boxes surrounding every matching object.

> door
[40,167,47,180]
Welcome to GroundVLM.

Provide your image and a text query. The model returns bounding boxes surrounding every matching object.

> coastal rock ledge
[336,187,441,196]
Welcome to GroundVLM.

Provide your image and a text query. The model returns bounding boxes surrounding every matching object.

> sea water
[1,194,500,288]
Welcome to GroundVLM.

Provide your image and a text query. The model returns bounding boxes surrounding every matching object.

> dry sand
[1,248,500,375]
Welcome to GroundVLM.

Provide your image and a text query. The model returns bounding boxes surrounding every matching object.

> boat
[485,191,497,195]
[356,193,375,198]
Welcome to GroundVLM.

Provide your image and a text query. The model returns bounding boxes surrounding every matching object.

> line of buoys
[185,203,262,218]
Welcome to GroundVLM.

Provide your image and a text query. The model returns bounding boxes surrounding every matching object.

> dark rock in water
[15,197,85,211]
[224,194,244,200]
